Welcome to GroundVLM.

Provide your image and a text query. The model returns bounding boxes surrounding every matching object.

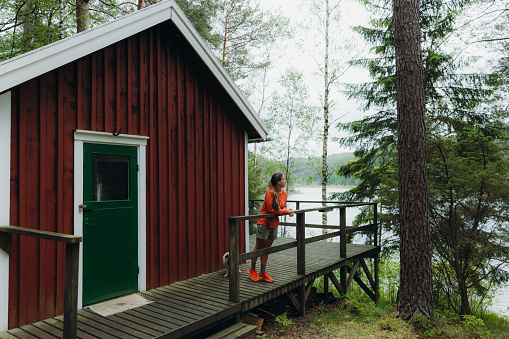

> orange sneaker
[247,269,259,281]
[258,271,274,282]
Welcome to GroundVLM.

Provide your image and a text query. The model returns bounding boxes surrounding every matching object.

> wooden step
[205,323,258,339]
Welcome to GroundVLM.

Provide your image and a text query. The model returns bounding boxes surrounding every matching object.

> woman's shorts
[256,224,278,240]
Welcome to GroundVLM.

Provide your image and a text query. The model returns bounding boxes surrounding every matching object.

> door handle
[79,204,92,212]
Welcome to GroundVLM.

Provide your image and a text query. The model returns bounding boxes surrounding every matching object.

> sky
[251,0,506,157]
[253,0,373,156]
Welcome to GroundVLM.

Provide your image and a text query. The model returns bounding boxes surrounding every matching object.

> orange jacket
[257,189,288,228]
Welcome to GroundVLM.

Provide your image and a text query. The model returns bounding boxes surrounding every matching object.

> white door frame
[74,130,148,308]
[0,91,11,331]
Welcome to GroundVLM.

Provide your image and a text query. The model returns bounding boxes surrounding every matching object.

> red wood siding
[8,21,246,329]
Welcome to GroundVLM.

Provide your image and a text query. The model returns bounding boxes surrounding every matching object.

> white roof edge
[0,0,268,141]
[0,2,172,91]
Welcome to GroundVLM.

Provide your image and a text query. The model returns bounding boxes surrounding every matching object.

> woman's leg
[251,237,268,265]
[260,238,274,265]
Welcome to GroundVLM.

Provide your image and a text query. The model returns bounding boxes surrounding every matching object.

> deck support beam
[327,259,378,303]
[327,271,345,295]
[346,261,360,292]
[285,279,315,316]
[346,264,376,302]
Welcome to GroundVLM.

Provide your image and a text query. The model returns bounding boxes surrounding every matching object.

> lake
[284,186,509,318]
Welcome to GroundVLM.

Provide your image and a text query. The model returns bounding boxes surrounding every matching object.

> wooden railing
[228,202,378,303]
[0,226,82,339]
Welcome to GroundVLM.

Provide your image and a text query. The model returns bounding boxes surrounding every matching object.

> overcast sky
[254,0,373,155]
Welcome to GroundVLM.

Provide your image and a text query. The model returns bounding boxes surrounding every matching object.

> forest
[1,0,508,328]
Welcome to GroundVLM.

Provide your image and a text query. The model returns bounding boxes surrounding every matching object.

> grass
[260,297,509,338]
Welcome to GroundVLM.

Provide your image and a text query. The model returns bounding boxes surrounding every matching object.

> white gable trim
[74,130,148,309]
[245,132,250,253]
[0,91,11,331]
[0,1,268,142]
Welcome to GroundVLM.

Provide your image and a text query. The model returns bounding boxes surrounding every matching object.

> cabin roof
[0,0,268,142]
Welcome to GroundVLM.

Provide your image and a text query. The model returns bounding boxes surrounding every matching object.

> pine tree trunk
[76,0,90,33]
[458,277,472,315]
[393,0,434,320]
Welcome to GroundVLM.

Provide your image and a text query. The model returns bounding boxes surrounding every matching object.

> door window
[92,154,129,201]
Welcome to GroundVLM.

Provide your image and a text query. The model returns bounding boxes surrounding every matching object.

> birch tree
[261,68,319,236]
[304,0,360,231]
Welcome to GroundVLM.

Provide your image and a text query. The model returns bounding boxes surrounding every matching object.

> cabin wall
[8,22,246,329]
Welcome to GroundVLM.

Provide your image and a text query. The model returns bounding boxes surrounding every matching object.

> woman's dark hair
[268,172,284,211]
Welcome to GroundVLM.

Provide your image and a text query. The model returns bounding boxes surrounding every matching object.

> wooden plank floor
[0,237,380,339]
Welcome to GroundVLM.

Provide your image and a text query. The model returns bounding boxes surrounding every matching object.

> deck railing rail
[228,201,378,303]
[0,225,81,339]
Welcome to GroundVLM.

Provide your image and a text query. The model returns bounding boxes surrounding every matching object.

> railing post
[324,273,329,303]
[373,203,378,247]
[340,207,346,258]
[373,203,379,304]
[63,242,79,339]
[340,207,347,293]
[296,212,305,275]
[228,218,240,303]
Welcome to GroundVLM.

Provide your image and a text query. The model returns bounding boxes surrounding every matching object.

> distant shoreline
[292,185,355,189]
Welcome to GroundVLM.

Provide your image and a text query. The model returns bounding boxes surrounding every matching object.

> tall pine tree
[336,0,507,315]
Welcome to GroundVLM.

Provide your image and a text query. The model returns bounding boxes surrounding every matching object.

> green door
[82,143,138,305]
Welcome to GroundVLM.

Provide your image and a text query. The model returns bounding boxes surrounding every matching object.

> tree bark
[138,0,145,10]
[393,0,434,320]
[321,0,330,233]
[59,0,64,39]
[21,0,38,50]
[76,0,90,33]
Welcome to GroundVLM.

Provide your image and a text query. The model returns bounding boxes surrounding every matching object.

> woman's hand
[288,209,295,217]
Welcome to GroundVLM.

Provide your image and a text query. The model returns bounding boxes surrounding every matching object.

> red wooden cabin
[0,1,268,330]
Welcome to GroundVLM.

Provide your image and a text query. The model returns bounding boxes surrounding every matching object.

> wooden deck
[0,237,380,339]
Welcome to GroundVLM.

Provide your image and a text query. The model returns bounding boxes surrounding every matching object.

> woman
[248,172,294,282]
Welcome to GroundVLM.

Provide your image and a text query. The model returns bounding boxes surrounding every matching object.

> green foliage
[260,68,319,190]
[175,0,222,49]
[215,0,290,84]
[0,0,158,61]
[344,299,366,316]
[292,153,360,186]
[429,128,509,315]
[378,317,403,331]
[248,150,270,231]
[461,315,490,338]
[335,0,507,317]
[409,315,435,333]
[0,0,73,60]
[248,155,266,200]
[275,311,293,327]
